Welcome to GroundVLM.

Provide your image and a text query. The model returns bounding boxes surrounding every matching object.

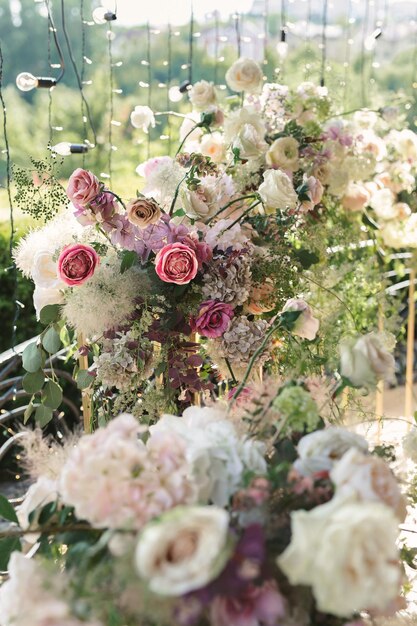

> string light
[92,7,116,25]
[360,0,371,106]
[146,21,152,158]
[233,13,241,59]
[263,0,269,67]
[277,0,287,76]
[16,0,65,91]
[319,0,329,87]
[214,10,219,85]
[342,0,353,107]
[80,0,89,167]
[304,0,312,79]
[51,142,89,156]
[166,23,172,153]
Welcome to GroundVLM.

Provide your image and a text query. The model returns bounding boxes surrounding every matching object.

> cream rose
[225,57,263,94]
[369,188,397,221]
[200,132,225,163]
[331,448,407,521]
[33,285,64,320]
[189,80,217,110]
[32,249,64,290]
[266,136,299,171]
[135,506,231,595]
[342,182,370,212]
[388,129,417,161]
[233,123,266,160]
[278,496,402,617]
[224,106,265,145]
[293,426,368,476]
[258,169,298,214]
[339,331,396,388]
[130,105,155,132]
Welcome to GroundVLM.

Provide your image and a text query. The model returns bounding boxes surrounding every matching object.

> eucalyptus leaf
[42,380,63,410]
[0,494,19,524]
[0,537,21,571]
[42,327,61,354]
[39,303,60,325]
[22,342,42,373]
[22,370,45,394]
[35,404,54,427]
[76,369,94,390]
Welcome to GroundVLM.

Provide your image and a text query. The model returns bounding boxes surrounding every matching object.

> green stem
[304,275,359,331]
[175,123,202,156]
[105,190,127,211]
[219,200,262,234]
[206,194,259,225]
[169,172,188,216]
[322,107,380,124]
[225,358,237,385]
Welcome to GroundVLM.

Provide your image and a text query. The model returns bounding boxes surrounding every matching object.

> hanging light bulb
[276,28,288,60]
[364,28,382,52]
[168,86,183,102]
[179,79,191,93]
[51,142,89,156]
[92,7,117,24]
[16,72,57,91]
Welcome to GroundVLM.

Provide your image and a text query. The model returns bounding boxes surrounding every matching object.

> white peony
[369,188,397,221]
[266,136,299,171]
[293,426,368,476]
[189,80,217,110]
[135,505,231,595]
[278,495,401,618]
[258,169,298,214]
[33,285,64,320]
[330,447,407,520]
[149,405,267,507]
[225,57,264,94]
[339,331,396,387]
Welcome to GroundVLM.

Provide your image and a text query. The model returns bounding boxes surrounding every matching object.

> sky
[113,0,254,26]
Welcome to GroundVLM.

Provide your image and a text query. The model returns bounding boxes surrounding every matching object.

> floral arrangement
[13,56,408,427]
[0,378,411,626]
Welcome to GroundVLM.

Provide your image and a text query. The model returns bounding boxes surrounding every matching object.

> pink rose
[58,244,100,286]
[210,581,286,626]
[342,183,370,212]
[192,300,234,338]
[182,232,212,269]
[155,242,199,285]
[282,298,320,341]
[67,168,101,207]
[300,175,324,212]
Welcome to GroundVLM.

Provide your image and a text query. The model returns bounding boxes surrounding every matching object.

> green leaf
[172,208,186,217]
[120,250,138,273]
[42,327,61,354]
[22,370,45,394]
[0,494,19,524]
[279,309,303,331]
[22,342,42,373]
[42,380,63,410]
[76,369,94,390]
[38,501,58,525]
[39,303,60,325]
[23,399,35,424]
[0,537,21,571]
[35,404,54,427]
[294,248,320,270]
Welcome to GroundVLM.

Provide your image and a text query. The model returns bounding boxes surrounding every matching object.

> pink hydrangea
[58,244,100,287]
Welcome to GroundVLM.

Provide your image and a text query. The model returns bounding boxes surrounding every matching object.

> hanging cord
[107,22,114,181]
[45,0,65,84]
[234,12,241,59]
[319,0,328,87]
[80,0,88,166]
[368,0,383,96]
[304,0,312,79]
[214,11,219,85]
[0,43,20,352]
[60,0,97,148]
[166,23,172,154]
[46,1,53,145]
[146,22,152,159]
[280,0,287,80]
[360,0,370,107]
[263,0,269,67]
[188,2,194,85]
[343,0,353,107]
[412,3,417,89]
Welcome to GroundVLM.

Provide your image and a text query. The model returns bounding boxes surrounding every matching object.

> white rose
[380,214,417,249]
[293,426,368,476]
[342,182,370,212]
[225,57,263,94]
[282,298,319,341]
[388,129,417,161]
[32,250,63,290]
[200,132,225,163]
[33,286,64,320]
[330,448,407,520]
[182,189,213,220]
[258,169,298,214]
[278,496,401,617]
[233,123,266,159]
[130,105,155,132]
[369,188,397,221]
[340,331,396,388]
[189,80,217,110]
[17,477,58,543]
[179,112,204,146]
[353,109,378,129]
[135,506,231,595]
[224,106,265,145]
[266,136,299,171]
[326,164,350,196]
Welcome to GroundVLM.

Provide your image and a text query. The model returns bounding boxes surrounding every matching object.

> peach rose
[126,197,161,228]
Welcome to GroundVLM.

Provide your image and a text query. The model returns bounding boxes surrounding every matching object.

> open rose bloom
[58,244,100,286]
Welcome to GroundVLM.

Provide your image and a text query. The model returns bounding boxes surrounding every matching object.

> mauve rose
[210,581,286,626]
[192,300,234,338]
[127,197,161,229]
[181,232,212,269]
[66,168,101,207]
[58,244,100,286]
[155,242,199,285]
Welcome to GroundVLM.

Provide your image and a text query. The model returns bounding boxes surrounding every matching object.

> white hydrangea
[149,405,267,507]
[61,255,149,339]
[137,156,185,210]
[205,218,250,252]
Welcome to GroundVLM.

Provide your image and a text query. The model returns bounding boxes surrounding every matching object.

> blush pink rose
[155,242,199,285]
[192,300,234,338]
[58,244,100,286]
[67,168,101,207]
[300,175,324,213]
